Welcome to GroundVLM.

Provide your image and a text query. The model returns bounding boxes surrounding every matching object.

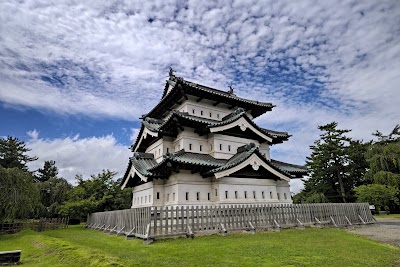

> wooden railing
[86,203,374,243]
[0,218,69,234]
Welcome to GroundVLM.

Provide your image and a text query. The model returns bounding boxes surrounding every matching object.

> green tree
[0,136,38,171]
[355,184,399,212]
[304,122,368,203]
[365,125,400,187]
[36,160,58,182]
[39,177,72,217]
[60,170,131,220]
[0,167,42,221]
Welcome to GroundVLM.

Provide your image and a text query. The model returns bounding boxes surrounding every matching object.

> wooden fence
[86,203,374,242]
[0,217,69,234]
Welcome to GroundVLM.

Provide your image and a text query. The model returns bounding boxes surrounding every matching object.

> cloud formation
[1,1,399,191]
[26,132,131,184]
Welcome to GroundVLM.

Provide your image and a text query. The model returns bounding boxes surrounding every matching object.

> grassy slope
[0,225,399,267]
[374,214,400,219]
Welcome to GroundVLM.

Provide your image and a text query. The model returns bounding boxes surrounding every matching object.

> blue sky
[1,0,399,192]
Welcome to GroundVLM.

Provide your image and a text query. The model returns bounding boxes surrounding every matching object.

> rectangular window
[228,145,231,151]
[235,191,238,199]
[253,191,256,199]
[215,189,218,196]
[199,145,202,151]
[210,144,213,151]
[284,193,287,200]
[225,191,228,199]
[208,192,210,200]
[189,144,192,150]
[262,191,265,199]
[158,148,161,155]
[277,193,280,200]
[244,191,247,199]
[141,197,143,204]
[167,148,169,153]
[192,109,195,114]
[217,114,220,119]
[149,195,151,202]
[219,144,222,150]
[201,110,203,115]
[173,193,175,201]
[186,192,189,201]
[196,192,200,201]
[157,192,160,199]
[270,192,273,199]
[167,194,170,201]
[210,112,212,117]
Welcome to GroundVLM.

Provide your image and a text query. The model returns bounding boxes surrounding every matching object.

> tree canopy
[302,122,368,203]
[59,170,131,220]
[0,136,38,171]
[36,160,59,182]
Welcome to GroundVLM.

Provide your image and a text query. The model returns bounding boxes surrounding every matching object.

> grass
[374,213,400,219]
[0,225,399,267]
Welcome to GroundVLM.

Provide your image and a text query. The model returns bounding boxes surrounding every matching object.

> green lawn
[374,213,400,219]
[0,225,399,267]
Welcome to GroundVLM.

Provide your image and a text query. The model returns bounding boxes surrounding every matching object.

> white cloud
[27,129,39,140]
[26,134,131,184]
[1,0,400,192]
[130,128,140,143]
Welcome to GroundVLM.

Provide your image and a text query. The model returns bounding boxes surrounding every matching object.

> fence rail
[0,217,69,234]
[86,203,374,242]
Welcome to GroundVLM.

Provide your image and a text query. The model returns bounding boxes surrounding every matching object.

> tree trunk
[337,170,346,203]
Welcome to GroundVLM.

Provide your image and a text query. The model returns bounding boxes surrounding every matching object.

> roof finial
[169,67,175,78]
[228,85,235,94]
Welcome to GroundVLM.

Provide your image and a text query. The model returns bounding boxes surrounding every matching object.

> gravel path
[348,217,400,248]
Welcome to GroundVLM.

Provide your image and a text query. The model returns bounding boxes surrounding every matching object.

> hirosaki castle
[122,71,306,207]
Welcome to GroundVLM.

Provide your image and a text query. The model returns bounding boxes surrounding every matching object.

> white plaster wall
[145,139,164,162]
[215,177,284,204]
[131,182,154,207]
[276,180,292,203]
[175,99,231,121]
[259,142,271,160]
[173,127,209,154]
[209,134,261,159]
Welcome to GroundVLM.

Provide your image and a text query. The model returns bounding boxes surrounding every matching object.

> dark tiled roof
[123,143,306,188]
[149,76,274,119]
[271,159,307,174]
[139,109,289,144]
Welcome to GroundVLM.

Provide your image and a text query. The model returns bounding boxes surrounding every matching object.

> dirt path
[348,217,400,248]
